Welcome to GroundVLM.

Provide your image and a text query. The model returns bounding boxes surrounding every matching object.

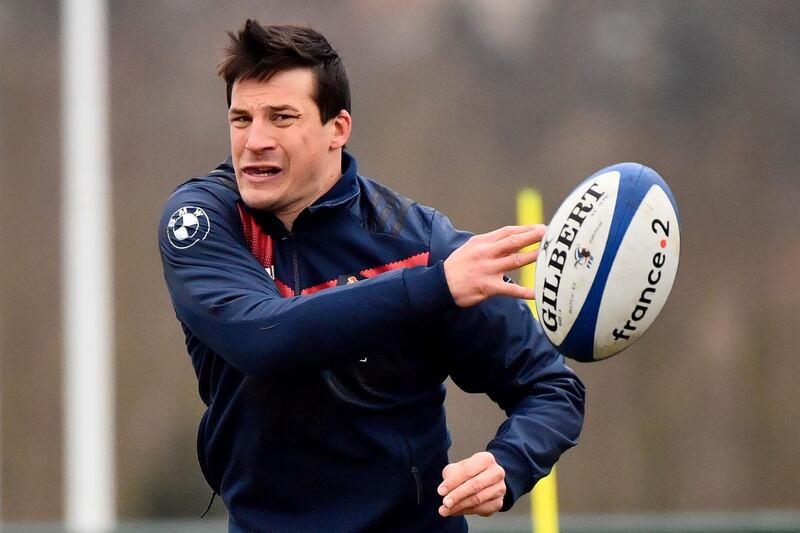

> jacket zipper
[410,466,422,506]
[292,246,300,296]
[402,435,423,506]
[285,230,301,296]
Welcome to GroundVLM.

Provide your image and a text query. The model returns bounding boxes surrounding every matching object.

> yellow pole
[516,188,559,533]
[516,188,543,316]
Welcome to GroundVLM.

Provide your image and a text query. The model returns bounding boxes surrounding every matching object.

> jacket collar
[217,151,361,234]
[306,150,360,214]
[214,151,360,213]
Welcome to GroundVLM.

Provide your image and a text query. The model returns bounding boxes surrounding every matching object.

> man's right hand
[443,225,546,307]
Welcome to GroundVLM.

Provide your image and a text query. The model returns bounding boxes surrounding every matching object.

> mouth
[240,164,283,181]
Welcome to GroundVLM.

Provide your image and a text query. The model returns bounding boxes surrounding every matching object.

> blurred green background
[1,0,798,528]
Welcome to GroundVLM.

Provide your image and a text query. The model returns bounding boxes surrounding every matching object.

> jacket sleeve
[159,182,454,378]
[428,210,586,511]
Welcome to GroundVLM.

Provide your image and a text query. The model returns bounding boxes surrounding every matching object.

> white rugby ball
[534,163,680,362]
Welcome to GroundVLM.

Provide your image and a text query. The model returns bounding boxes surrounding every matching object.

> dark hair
[218,20,351,123]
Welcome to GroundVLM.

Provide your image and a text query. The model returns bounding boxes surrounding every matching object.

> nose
[244,119,278,153]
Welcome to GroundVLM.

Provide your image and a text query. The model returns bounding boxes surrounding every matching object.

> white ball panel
[535,171,620,345]
[593,184,680,359]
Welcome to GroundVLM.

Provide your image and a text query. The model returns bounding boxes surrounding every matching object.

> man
[159,20,584,533]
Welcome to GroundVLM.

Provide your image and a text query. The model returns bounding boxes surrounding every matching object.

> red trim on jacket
[361,252,429,278]
[237,204,273,268]
[300,252,431,295]
[238,203,429,298]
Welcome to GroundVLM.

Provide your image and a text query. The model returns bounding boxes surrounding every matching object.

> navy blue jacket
[159,152,585,532]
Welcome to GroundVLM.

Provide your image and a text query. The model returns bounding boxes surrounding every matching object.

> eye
[273,113,298,126]
[229,115,251,128]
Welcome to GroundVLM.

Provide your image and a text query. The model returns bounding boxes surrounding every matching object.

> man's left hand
[437,451,506,517]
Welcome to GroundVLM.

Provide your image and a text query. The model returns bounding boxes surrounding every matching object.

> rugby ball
[534,163,680,362]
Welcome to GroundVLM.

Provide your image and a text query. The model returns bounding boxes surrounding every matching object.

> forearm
[441,294,586,511]
[487,365,585,510]
[167,261,454,378]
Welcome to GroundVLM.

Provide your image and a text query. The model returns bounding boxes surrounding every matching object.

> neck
[277,152,343,231]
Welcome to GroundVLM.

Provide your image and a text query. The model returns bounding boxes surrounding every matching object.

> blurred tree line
[1,0,798,521]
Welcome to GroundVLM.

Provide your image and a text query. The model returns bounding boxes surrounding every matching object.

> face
[228,69,351,226]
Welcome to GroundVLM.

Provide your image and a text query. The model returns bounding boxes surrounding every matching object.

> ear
[328,110,352,150]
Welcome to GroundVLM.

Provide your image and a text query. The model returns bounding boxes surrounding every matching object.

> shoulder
[158,169,245,250]
[161,170,241,222]
[165,172,239,209]
[356,175,437,242]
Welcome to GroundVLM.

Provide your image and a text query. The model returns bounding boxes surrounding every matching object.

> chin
[240,190,279,212]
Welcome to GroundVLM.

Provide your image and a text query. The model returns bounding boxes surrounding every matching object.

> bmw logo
[167,206,211,249]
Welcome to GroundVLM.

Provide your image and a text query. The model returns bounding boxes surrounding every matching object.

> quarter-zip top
[159,151,586,533]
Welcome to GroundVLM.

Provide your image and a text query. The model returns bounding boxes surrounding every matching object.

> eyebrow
[228,104,301,115]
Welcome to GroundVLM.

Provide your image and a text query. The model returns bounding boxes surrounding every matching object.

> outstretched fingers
[496,248,540,272]
[493,225,546,255]
[494,279,535,300]
[482,224,544,244]
[443,224,547,307]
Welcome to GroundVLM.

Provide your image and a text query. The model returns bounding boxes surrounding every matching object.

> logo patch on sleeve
[336,273,365,286]
[167,206,211,249]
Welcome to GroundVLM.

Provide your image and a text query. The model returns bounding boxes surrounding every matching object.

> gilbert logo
[539,181,604,333]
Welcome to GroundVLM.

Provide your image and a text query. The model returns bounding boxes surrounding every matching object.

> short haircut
[218,20,351,124]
